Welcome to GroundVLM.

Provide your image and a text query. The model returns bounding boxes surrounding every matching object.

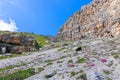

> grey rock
[45,71,56,78]
[87,70,104,80]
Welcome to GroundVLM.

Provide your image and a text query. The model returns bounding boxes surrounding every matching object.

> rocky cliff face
[0,32,36,53]
[58,0,120,40]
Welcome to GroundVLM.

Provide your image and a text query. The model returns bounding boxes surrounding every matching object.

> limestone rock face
[0,33,36,53]
[58,0,120,40]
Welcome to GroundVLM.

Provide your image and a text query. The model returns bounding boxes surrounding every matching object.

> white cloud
[0,19,18,32]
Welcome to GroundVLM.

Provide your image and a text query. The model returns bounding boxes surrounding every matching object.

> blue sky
[0,0,92,36]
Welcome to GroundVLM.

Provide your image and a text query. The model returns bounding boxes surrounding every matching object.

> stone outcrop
[58,0,120,40]
[0,32,36,53]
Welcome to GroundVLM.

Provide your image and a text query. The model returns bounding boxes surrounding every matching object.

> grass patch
[77,58,86,63]
[0,56,8,60]
[103,70,111,75]
[18,32,48,47]
[60,56,67,59]
[45,60,54,63]
[80,70,84,73]
[80,73,87,80]
[68,59,73,63]
[106,77,112,80]
[0,66,16,72]
[0,54,23,60]
[38,67,44,72]
[77,73,87,80]
[111,52,120,59]
[58,47,65,51]
[71,71,77,77]
[113,54,119,59]
[47,62,53,66]
[0,68,35,80]
[33,35,47,46]
[44,55,68,65]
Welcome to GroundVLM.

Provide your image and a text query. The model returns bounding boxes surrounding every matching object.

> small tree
[35,41,42,50]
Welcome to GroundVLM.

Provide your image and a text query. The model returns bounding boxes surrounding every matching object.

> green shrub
[0,54,22,60]
[104,70,111,75]
[106,77,112,80]
[38,67,44,72]
[112,52,120,59]
[35,41,42,49]
[60,56,67,59]
[78,73,87,80]
[58,47,65,51]
[0,66,15,72]
[113,54,119,59]
[71,71,77,76]
[68,59,73,63]
[77,58,86,63]
[47,62,53,66]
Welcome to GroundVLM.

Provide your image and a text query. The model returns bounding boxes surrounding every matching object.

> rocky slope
[58,0,120,40]
[0,37,120,80]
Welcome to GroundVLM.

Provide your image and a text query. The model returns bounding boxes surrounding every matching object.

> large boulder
[0,33,36,46]
[0,32,36,54]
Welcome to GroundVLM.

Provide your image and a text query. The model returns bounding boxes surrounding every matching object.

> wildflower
[67,64,75,67]
[89,63,95,67]
[101,59,107,63]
